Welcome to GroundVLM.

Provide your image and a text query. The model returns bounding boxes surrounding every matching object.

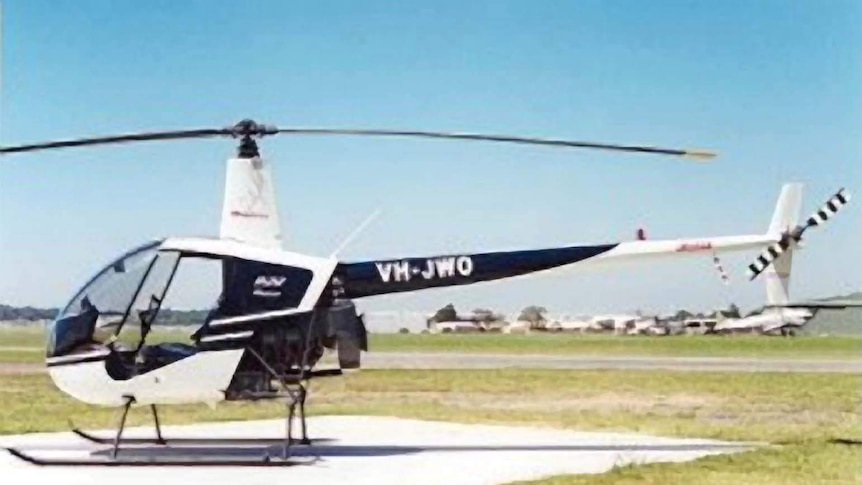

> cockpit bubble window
[48,241,162,358]
[47,240,318,359]
[114,250,181,351]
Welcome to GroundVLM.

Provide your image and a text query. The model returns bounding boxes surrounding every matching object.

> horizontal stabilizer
[768,300,862,310]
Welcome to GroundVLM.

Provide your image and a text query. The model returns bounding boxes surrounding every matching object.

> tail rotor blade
[803,188,850,229]
[747,187,851,281]
[747,239,792,280]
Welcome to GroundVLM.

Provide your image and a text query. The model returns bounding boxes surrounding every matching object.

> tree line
[0,304,58,321]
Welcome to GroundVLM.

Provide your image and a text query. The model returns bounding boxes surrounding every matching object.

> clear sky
[0,0,860,316]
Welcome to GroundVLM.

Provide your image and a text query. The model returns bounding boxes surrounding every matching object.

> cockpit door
[113,251,181,352]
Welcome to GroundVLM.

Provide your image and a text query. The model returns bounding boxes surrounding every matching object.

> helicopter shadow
[94,441,748,460]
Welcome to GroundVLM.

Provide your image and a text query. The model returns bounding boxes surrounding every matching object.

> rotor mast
[221,119,284,249]
[230,119,277,159]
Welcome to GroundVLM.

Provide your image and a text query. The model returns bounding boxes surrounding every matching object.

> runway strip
[0,363,45,375]
[0,346,42,352]
[362,352,862,373]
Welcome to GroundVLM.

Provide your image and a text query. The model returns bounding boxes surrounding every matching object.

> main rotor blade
[276,127,716,159]
[0,119,717,159]
[0,128,232,154]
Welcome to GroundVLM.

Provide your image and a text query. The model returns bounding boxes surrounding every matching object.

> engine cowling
[321,299,368,369]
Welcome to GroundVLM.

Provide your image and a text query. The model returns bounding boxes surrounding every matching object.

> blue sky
[1,0,860,316]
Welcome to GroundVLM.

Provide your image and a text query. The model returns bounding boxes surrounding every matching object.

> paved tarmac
[0,416,751,484]
[0,363,45,375]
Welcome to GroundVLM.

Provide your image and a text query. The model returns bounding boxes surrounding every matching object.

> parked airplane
[712,185,857,335]
[713,300,860,336]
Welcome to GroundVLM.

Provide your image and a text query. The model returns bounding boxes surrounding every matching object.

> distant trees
[673,309,694,321]
[425,304,509,330]
[0,304,58,321]
[471,308,505,324]
[427,303,459,328]
[724,303,741,318]
[518,305,547,328]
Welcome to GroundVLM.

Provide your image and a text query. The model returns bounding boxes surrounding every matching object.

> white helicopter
[0,120,850,465]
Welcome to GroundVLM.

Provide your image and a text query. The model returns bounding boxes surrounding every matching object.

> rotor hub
[229,119,277,139]
[230,119,277,158]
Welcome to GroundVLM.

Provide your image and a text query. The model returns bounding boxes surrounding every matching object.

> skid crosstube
[6,447,314,467]
[71,428,325,446]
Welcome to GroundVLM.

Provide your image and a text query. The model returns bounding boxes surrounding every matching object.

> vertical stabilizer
[768,183,803,236]
[765,183,802,305]
[219,157,283,249]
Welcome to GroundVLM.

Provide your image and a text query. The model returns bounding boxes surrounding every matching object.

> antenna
[1,1,4,145]
[330,209,383,258]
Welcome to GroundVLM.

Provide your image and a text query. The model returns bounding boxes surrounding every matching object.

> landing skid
[9,387,316,467]
[5,447,314,467]
[8,346,321,467]
[71,427,321,446]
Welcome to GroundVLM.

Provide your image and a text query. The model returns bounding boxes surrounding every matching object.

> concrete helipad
[0,416,752,484]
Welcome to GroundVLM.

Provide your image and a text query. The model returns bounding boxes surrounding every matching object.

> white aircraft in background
[711,184,858,335]
[713,300,860,336]
[714,307,812,336]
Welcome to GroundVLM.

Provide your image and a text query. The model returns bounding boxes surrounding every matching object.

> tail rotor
[746,188,851,280]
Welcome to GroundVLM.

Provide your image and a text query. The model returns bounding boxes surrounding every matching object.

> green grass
[0,349,43,364]
[0,369,859,484]
[1,325,859,484]
[369,333,862,359]
[0,327,46,347]
[0,326,196,346]
[511,443,861,485]
[0,327,193,363]
[4,327,861,362]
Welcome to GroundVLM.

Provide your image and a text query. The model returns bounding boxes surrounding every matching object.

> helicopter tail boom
[331,186,814,299]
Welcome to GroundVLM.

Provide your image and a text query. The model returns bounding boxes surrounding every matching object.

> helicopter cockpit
[47,239,193,376]
[48,240,167,358]
[46,237,336,382]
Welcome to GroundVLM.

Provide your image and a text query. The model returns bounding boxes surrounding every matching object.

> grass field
[1,326,860,484]
[2,327,861,363]
[370,333,862,358]
[0,327,198,363]
[0,350,42,364]
[0,368,859,484]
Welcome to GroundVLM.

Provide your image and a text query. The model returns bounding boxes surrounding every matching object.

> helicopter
[0,119,850,465]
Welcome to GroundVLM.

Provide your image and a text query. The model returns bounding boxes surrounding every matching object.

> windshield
[47,241,317,358]
[48,240,164,358]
